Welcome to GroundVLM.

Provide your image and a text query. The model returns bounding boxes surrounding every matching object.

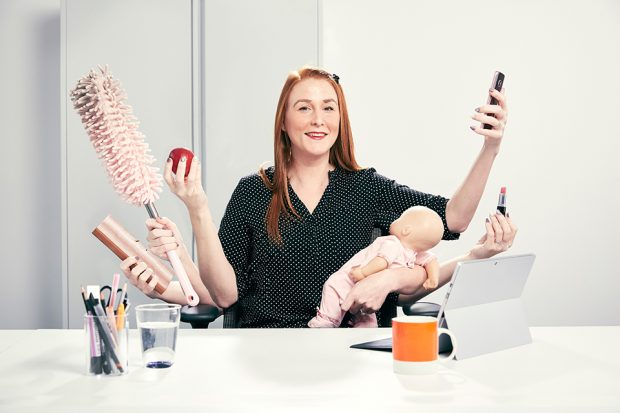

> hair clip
[330,73,340,84]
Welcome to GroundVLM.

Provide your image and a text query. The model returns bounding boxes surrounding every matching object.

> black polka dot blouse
[218,167,460,328]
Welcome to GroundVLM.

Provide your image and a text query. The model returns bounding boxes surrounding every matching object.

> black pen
[82,288,103,374]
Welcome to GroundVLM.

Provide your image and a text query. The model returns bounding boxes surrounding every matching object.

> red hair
[259,67,361,244]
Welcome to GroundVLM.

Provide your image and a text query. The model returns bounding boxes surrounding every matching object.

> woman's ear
[402,225,412,236]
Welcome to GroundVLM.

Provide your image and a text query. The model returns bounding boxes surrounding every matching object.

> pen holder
[84,313,129,376]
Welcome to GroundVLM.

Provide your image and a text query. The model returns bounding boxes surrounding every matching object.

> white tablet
[438,253,536,359]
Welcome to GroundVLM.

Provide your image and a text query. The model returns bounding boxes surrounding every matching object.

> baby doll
[308,206,444,328]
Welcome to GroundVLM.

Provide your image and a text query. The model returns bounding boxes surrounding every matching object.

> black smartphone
[483,71,505,130]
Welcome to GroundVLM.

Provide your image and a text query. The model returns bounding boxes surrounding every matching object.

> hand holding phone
[483,71,505,129]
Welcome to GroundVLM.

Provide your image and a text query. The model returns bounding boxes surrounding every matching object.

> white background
[320,0,620,325]
[1,0,618,328]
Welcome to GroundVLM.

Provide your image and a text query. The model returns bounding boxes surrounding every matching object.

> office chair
[180,304,222,328]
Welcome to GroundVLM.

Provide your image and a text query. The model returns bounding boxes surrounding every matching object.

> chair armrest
[401,301,440,317]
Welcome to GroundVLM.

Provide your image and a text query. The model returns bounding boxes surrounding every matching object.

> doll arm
[421,257,440,289]
[350,256,389,282]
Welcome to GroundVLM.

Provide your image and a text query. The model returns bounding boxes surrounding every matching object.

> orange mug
[392,316,457,374]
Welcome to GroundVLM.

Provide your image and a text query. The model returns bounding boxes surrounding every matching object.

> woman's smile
[305,131,329,140]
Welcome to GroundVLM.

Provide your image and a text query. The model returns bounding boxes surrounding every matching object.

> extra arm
[445,88,508,233]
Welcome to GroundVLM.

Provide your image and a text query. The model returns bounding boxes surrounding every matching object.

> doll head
[389,206,444,251]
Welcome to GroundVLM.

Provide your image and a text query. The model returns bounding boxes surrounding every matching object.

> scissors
[100,285,128,309]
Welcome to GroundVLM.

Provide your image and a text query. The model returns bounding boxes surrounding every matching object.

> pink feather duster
[71,66,199,306]
[70,66,162,206]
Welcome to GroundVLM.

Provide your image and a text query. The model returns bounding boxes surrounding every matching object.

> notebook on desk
[350,254,536,359]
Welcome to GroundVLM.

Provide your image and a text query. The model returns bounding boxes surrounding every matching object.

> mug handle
[437,327,458,362]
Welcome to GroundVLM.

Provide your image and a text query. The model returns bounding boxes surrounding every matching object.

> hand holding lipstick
[469,211,517,260]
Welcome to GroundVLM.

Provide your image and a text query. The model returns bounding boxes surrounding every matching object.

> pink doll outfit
[308,235,434,328]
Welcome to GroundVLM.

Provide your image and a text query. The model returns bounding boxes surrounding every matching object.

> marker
[109,273,120,308]
[497,186,507,216]
[116,303,126,331]
[81,287,103,374]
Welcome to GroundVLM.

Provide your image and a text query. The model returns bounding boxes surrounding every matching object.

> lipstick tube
[497,186,507,216]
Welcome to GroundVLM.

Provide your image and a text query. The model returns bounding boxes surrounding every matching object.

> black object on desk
[349,302,454,354]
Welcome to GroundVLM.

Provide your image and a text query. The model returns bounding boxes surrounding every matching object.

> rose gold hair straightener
[92,215,172,295]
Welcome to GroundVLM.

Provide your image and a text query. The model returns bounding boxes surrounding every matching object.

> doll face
[283,78,340,164]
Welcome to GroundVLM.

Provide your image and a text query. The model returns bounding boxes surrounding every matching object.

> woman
[121,67,516,327]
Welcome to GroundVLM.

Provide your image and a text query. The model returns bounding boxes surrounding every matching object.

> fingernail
[485,217,490,223]
[167,157,172,162]
[475,107,480,112]
[181,156,186,162]
[489,88,495,93]
[506,212,510,218]
[496,210,502,215]
[470,126,476,131]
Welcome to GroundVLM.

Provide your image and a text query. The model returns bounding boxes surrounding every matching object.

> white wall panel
[63,0,194,328]
[322,0,620,325]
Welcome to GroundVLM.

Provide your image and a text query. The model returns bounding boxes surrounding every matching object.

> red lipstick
[497,186,507,215]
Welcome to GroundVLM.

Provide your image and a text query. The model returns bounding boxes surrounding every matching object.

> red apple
[168,147,195,178]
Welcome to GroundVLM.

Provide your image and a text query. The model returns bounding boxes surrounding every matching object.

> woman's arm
[187,204,238,307]
[145,217,217,306]
[445,88,508,233]
[163,156,238,308]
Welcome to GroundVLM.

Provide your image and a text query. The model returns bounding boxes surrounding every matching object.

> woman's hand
[469,211,518,260]
[120,256,160,297]
[146,217,185,261]
[164,155,208,212]
[470,88,508,148]
[341,271,392,315]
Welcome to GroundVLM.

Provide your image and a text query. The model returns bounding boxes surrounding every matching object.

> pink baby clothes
[308,235,434,328]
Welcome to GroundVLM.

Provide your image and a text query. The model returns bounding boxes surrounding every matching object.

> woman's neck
[288,157,334,186]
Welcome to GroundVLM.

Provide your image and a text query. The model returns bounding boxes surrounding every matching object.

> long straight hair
[259,67,361,244]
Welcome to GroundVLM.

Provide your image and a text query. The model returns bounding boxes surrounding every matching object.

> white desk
[0,327,618,412]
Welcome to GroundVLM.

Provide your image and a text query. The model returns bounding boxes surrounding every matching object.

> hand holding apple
[164,147,207,212]
[168,147,194,178]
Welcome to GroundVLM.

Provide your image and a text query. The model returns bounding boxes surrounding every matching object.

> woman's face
[283,78,340,164]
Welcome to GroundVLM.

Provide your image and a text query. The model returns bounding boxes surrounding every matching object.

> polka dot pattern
[218,167,459,328]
